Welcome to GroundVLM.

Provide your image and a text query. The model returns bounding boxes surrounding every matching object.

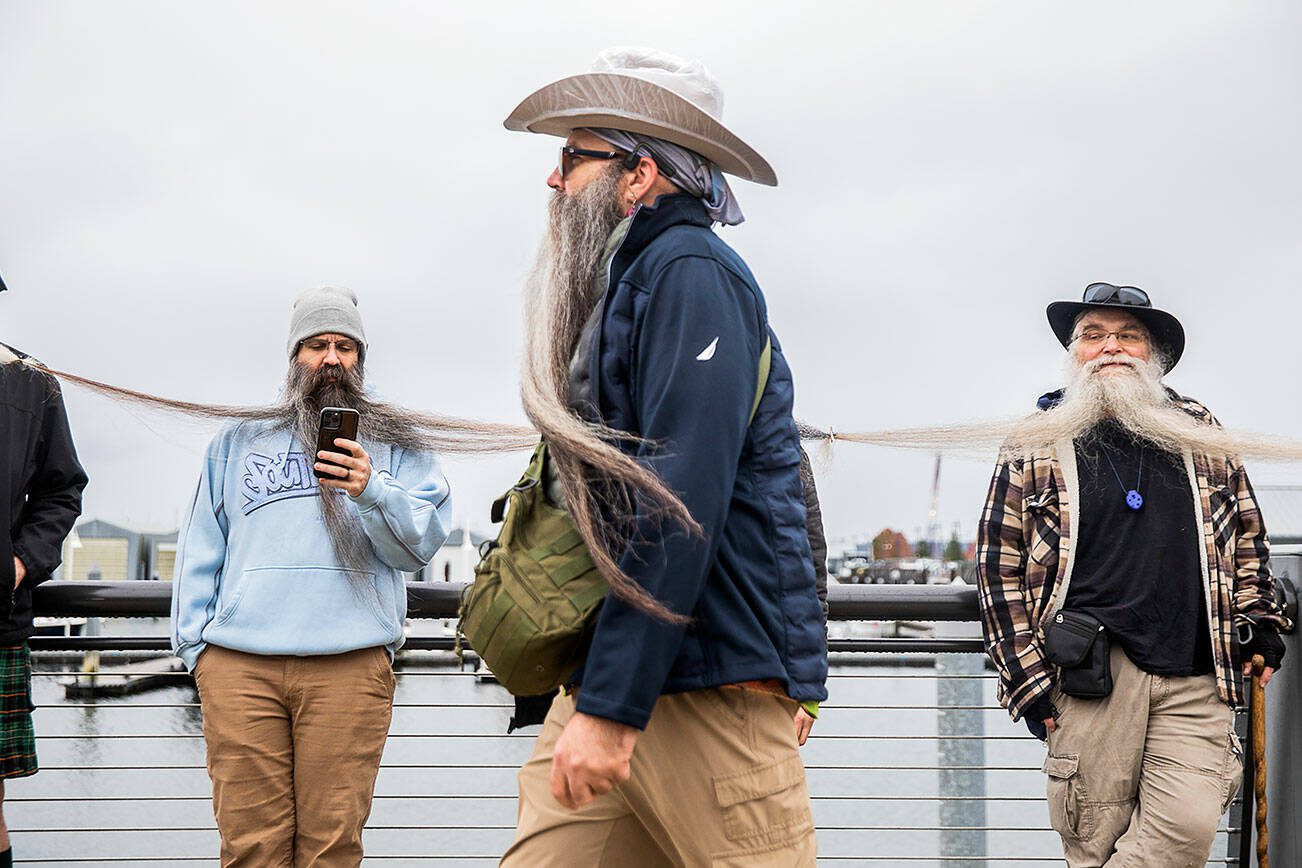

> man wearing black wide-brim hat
[975,283,1293,865]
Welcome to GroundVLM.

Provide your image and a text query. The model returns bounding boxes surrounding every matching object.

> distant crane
[925,452,942,558]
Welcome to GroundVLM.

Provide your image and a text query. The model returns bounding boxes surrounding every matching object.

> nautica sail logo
[241,451,319,515]
[696,337,719,361]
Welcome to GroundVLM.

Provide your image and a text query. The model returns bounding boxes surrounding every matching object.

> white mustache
[1084,355,1140,374]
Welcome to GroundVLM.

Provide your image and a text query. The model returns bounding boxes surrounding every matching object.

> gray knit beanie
[287,285,367,358]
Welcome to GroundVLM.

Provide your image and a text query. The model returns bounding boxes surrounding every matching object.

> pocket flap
[1045,611,1104,668]
[1042,753,1079,779]
[713,755,806,808]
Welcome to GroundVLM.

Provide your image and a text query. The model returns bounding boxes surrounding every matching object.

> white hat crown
[589,47,725,121]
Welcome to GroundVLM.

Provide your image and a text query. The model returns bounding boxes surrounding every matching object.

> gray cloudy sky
[3,2,1301,550]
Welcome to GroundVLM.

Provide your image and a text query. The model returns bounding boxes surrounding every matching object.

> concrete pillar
[936,617,987,867]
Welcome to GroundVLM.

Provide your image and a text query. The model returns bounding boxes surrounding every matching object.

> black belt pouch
[1044,610,1113,699]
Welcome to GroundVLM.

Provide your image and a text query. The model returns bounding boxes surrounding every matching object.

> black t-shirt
[1066,422,1213,676]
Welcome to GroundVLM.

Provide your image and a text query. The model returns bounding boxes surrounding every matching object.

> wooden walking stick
[1250,653,1269,868]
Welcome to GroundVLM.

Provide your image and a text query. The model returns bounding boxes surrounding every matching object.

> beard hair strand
[520,162,697,624]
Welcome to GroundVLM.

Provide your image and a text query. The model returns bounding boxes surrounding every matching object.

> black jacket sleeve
[13,378,87,584]
[575,256,763,729]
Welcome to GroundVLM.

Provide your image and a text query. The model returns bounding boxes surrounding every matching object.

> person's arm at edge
[1231,461,1291,686]
[975,455,1054,731]
[170,435,231,670]
[12,377,87,586]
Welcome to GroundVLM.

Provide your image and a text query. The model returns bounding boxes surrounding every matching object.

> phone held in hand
[314,407,360,479]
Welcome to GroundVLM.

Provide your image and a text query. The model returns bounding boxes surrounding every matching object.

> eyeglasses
[1072,328,1149,348]
[300,338,359,356]
[559,145,626,180]
[1083,282,1150,307]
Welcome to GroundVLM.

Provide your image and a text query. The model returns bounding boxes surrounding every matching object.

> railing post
[936,616,987,867]
[1261,566,1300,867]
[78,567,102,688]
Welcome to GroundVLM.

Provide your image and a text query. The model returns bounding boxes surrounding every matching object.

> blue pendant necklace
[1100,442,1145,510]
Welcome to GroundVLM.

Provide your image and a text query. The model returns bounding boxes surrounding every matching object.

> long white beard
[811,352,1302,465]
[1000,354,1176,455]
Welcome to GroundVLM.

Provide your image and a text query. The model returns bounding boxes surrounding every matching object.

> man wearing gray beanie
[172,285,451,867]
[286,285,368,360]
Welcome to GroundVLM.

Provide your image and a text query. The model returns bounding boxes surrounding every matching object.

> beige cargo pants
[502,687,817,867]
[1043,644,1243,867]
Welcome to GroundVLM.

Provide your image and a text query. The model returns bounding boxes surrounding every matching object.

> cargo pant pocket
[1044,753,1094,841]
[712,755,814,847]
[1221,723,1244,815]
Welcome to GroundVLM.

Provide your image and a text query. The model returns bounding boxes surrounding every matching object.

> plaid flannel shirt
[976,391,1293,722]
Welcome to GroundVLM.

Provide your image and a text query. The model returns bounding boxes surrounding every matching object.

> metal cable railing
[10,579,1292,867]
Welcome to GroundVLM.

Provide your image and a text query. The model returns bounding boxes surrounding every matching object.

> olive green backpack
[457,339,771,697]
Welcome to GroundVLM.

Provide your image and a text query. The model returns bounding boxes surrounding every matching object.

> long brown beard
[21,358,536,574]
[520,163,698,624]
[29,362,537,454]
[283,360,374,571]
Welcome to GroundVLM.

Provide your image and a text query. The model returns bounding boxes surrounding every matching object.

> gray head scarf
[587,128,745,226]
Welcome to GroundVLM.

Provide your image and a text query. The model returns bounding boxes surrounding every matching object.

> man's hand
[12,558,25,589]
[1243,660,1277,688]
[794,707,815,745]
[550,712,638,810]
[1043,717,1057,734]
[316,438,372,498]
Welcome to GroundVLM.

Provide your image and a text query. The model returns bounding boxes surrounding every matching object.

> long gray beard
[278,361,374,571]
[519,165,697,623]
[279,359,504,573]
[522,162,627,416]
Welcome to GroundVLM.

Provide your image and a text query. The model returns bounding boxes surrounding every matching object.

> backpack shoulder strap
[748,335,772,426]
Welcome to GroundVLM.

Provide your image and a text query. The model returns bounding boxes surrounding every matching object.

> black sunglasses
[558,145,625,179]
[558,144,680,182]
[1084,282,1150,307]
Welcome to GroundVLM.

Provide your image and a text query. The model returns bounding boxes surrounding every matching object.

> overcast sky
[3,2,1301,551]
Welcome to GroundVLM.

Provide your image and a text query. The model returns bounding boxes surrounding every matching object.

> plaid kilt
[0,644,38,778]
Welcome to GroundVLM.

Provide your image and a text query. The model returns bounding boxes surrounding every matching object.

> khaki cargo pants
[502,687,817,867]
[1043,644,1243,867]
[193,644,396,868]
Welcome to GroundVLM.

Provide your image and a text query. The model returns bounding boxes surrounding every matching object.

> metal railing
[11,568,1299,867]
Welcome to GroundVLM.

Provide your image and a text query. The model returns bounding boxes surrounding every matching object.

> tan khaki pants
[1044,643,1243,868]
[192,645,396,868]
[502,688,817,867]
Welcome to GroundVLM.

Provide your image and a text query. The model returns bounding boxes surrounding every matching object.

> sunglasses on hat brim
[1083,283,1150,307]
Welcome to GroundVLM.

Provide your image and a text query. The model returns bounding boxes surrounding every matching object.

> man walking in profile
[500,48,827,866]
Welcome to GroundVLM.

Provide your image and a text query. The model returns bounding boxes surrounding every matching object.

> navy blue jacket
[572,195,828,729]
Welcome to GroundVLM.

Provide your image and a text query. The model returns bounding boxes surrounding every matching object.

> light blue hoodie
[170,420,451,671]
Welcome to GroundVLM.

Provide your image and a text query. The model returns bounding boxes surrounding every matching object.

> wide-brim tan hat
[504,46,777,187]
